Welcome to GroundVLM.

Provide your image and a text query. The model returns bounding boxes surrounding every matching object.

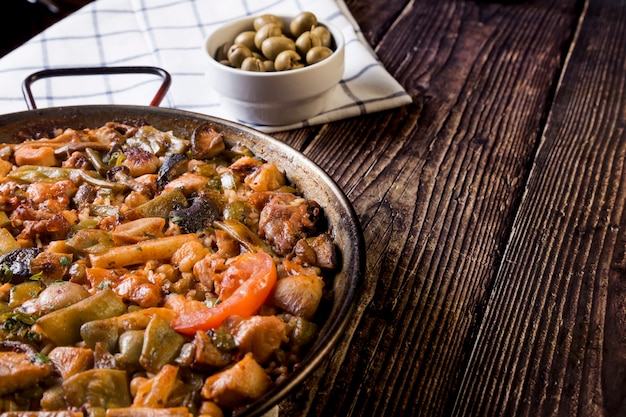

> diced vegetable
[80,317,119,352]
[0,211,10,227]
[139,315,185,374]
[132,188,187,219]
[116,330,144,367]
[0,228,19,256]
[66,229,115,254]
[8,281,43,308]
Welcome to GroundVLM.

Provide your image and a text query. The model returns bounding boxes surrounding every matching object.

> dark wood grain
[278,0,589,416]
[453,0,626,416]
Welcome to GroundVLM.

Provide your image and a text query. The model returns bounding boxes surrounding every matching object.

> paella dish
[0,120,338,416]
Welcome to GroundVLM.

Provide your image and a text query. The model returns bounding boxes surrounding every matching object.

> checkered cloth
[0,0,411,133]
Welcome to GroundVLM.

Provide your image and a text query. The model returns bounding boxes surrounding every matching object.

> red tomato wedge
[169,252,277,335]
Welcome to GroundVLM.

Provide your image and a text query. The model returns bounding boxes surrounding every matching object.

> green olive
[219,13,330,71]
[311,25,332,48]
[234,31,258,52]
[227,43,253,68]
[261,36,296,61]
[215,42,232,61]
[240,56,266,72]
[263,60,275,72]
[254,23,282,50]
[295,31,322,57]
[306,45,333,65]
[275,50,303,71]
[290,11,318,38]
[253,14,284,31]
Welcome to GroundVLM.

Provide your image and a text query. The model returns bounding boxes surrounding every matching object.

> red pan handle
[22,66,172,110]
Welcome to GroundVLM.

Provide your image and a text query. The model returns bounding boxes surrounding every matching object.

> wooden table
[272,1,626,416]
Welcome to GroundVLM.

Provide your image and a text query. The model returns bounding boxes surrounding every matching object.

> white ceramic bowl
[205,15,345,126]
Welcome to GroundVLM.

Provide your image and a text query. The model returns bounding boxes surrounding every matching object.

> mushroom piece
[170,194,221,234]
[191,123,225,159]
[107,165,155,197]
[0,247,42,283]
[156,153,189,189]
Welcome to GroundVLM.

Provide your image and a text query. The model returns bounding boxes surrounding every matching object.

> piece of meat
[244,163,286,192]
[201,352,273,409]
[61,151,93,170]
[48,346,94,380]
[26,179,77,207]
[224,315,287,363]
[192,331,232,370]
[30,251,73,282]
[122,147,161,177]
[0,350,52,395]
[72,184,97,208]
[256,193,321,255]
[13,145,58,167]
[163,172,209,196]
[295,233,337,270]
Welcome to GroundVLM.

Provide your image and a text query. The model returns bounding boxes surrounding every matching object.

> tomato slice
[169,252,277,335]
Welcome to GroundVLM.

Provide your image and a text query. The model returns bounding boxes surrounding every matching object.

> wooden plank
[279,0,580,416]
[452,0,626,416]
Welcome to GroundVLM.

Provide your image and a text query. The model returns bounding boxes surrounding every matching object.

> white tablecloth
[0,0,412,133]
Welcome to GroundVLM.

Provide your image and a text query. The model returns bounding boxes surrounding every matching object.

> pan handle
[22,66,172,110]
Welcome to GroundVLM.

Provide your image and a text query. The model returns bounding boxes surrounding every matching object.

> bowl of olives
[205,11,345,126]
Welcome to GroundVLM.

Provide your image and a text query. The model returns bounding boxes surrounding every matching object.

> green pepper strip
[9,165,125,191]
[214,219,275,256]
